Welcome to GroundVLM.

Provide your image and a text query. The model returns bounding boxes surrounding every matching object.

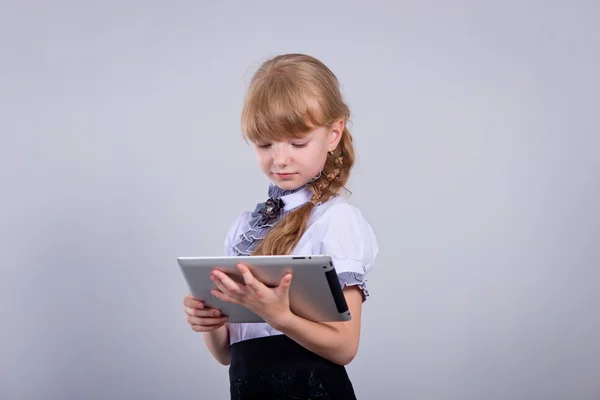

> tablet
[177,255,351,323]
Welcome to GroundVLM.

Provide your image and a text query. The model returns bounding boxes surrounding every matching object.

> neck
[268,183,308,199]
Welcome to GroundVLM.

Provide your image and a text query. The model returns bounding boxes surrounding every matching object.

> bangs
[241,76,326,143]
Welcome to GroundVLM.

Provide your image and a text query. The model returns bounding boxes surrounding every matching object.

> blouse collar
[281,187,312,211]
[267,183,312,211]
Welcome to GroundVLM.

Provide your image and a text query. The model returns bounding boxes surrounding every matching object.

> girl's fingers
[238,263,264,293]
[184,295,204,309]
[212,275,237,298]
[212,271,242,294]
[187,315,228,326]
[212,289,241,305]
[191,322,227,332]
[185,306,221,318]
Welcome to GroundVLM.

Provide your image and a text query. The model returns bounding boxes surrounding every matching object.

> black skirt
[229,335,357,400]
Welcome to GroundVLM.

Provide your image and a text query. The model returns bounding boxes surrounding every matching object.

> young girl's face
[253,121,343,190]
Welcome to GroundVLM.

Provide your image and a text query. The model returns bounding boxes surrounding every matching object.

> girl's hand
[183,294,228,332]
[210,263,293,328]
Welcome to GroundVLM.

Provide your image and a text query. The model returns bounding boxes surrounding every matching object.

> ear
[327,119,345,152]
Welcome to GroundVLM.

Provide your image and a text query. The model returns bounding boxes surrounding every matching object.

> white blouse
[223,187,379,345]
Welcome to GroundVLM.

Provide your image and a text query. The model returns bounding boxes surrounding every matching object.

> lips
[275,172,295,178]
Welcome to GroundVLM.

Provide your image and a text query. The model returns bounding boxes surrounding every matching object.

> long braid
[309,127,354,205]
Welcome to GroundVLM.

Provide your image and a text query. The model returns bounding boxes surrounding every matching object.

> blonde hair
[241,54,356,256]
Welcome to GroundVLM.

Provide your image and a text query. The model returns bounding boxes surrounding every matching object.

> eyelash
[257,143,308,149]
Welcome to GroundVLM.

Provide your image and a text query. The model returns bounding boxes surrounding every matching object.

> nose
[272,144,290,167]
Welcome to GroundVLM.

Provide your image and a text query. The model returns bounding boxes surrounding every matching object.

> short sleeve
[223,212,250,256]
[315,203,379,301]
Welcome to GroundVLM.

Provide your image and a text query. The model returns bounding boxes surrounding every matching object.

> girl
[183,53,378,399]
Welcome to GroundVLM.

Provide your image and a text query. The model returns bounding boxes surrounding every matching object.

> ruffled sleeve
[224,212,251,256]
[314,203,379,301]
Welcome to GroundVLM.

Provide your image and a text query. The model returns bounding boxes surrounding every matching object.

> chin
[273,178,306,191]
[274,181,300,190]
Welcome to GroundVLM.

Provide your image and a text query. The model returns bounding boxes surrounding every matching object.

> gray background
[1,1,599,399]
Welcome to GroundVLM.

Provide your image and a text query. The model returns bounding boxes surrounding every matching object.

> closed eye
[256,143,272,149]
[292,143,308,148]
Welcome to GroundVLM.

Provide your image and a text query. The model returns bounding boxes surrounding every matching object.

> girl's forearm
[270,314,358,366]
[202,324,231,365]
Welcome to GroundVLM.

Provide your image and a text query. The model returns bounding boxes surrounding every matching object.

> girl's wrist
[266,309,295,332]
